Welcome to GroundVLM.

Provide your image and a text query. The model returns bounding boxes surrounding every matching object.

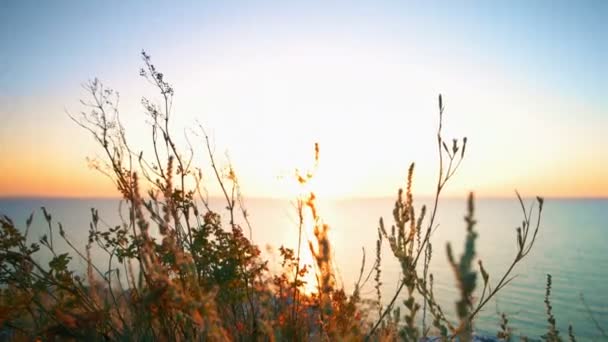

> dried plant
[542,274,561,342]
[0,52,580,342]
[367,95,548,342]
[497,312,512,341]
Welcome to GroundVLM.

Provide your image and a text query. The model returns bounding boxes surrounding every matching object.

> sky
[0,0,606,199]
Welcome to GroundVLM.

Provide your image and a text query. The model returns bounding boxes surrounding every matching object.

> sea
[1,196,606,340]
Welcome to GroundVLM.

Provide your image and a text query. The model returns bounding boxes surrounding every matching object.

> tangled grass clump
[0,51,583,341]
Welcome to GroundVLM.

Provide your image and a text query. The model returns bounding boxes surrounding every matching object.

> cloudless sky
[1,0,606,198]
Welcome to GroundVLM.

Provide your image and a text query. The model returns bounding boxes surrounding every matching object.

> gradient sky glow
[1,1,606,198]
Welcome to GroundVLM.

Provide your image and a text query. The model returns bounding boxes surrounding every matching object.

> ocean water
[1,197,606,340]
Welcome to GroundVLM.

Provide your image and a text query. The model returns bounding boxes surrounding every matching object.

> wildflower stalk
[446,192,478,340]
[497,312,512,341]
[467,194,544,322]
[543,274,560,341]
[367,94,467,339]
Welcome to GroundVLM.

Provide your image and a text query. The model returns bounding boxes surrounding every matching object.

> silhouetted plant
[568,324,576,342]
[0,51,577,342]
[366,95,548,342]
[497,312,512,341]
[542,274,561,342]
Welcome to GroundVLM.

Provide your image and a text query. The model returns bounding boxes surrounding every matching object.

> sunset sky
[1,1,606,199]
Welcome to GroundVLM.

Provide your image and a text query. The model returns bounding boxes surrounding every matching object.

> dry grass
[0,52,588,341]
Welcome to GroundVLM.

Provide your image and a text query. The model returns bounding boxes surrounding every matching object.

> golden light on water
[290,142,325,295]
[299,210,321,295]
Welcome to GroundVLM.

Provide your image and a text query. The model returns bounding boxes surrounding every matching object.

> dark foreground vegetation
[1,52,602,341]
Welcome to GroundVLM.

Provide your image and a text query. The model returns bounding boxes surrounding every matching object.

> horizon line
[1,194,607,201]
